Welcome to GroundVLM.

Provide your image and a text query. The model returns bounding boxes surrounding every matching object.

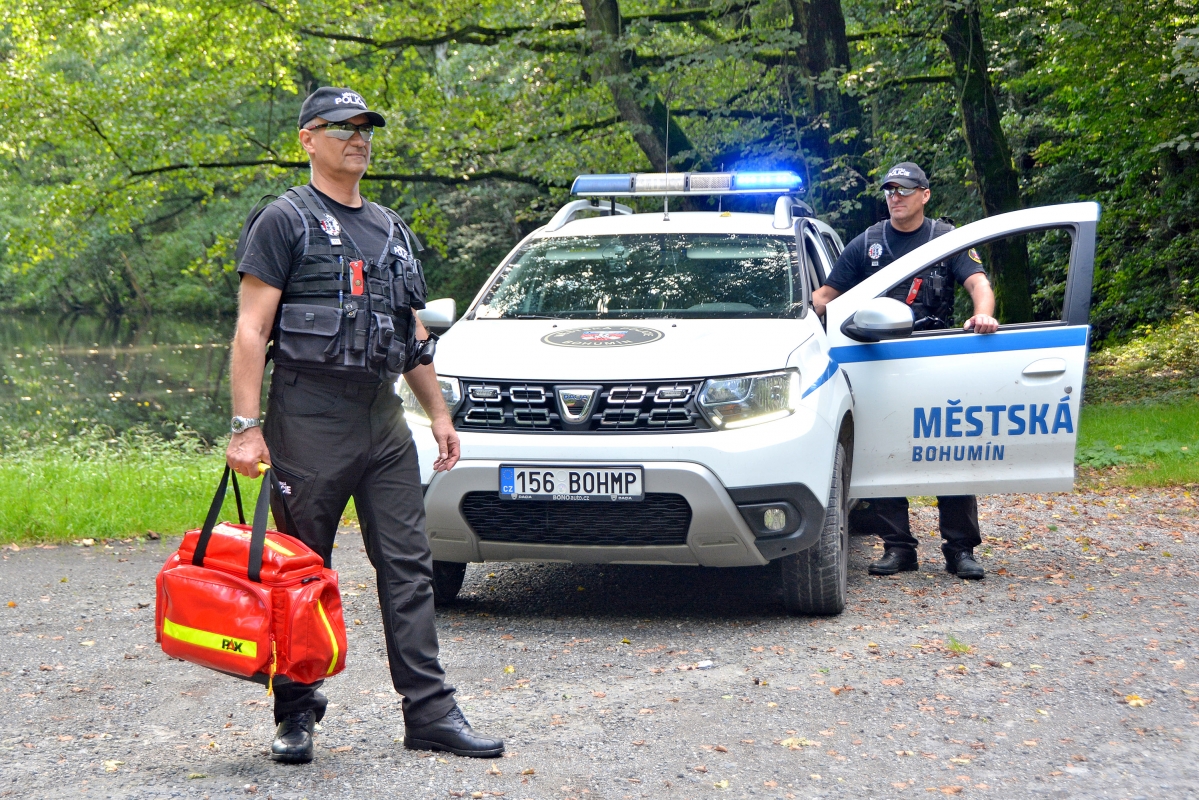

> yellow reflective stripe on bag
[163,618,258,658]
[315,600,339,676]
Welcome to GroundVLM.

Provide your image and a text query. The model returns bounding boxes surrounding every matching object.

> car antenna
[718,162,723,213]
[663,103,670,222]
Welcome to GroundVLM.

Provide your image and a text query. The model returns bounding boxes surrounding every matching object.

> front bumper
[423,460,824,567]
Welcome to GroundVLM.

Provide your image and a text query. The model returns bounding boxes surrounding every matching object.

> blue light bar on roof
[570,171,802,197]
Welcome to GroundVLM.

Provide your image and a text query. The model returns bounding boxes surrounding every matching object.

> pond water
[1,314,240,444]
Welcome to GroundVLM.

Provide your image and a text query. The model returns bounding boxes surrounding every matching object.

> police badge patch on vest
[320,214,342,245]
[868,242,884,263]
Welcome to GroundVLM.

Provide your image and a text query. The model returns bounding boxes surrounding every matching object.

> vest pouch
[370,312,395,364]
[348,305,370,355]
[276,304,343,365]
[406,261,428,309]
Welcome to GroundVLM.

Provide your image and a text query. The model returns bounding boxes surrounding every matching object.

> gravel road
[1,487,1197,800]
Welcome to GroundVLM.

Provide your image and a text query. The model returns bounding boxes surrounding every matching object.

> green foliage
[0,0,1196,335]
[1087,310,1199,404]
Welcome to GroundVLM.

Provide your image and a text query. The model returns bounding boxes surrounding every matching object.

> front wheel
[431,561,467,607]
[780,442,849,615]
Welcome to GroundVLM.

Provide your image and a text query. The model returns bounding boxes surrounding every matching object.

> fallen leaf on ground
[330,745,352,752]
[714,745,728,752]
[503,665,515,674]
[187,773,206,779]
[693,765,708,773]
[639,708,654,714]
[632,740,645,746]
[940,787,963,795]
[882,678,904,686]
[778,737,820,749]
[713,779,729,789]
[592,691,606,698]
[521,768,535,775]
[1023,740,1038,746]
[1125,694,1151,707]
[487,766,502,776]
[103,760,123,772]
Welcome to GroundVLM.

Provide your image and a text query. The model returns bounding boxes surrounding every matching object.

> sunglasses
[883,185,920,199]
[308,122,374,142]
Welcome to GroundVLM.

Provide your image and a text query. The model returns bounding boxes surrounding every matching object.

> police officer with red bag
[812,162,999,580]
[226,87,503,763]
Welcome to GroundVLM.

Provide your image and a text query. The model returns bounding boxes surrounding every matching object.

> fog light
[762,507,787,532]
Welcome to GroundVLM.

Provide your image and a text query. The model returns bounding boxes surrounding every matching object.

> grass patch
[1078,400,1199,487]
[0,427,355,544]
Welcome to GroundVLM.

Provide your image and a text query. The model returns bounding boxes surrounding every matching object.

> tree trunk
[579,0,697,173]
[788,0,878,235]
[942,1,1033,323]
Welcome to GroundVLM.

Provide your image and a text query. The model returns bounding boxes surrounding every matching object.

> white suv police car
[402,171,1099,615]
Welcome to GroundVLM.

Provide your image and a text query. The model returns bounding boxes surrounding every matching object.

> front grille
[460,492,692,546]
[454,379,710,433]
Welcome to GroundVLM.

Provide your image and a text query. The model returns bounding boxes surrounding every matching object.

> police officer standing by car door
[225,87,504,763]
[812,162,999,580]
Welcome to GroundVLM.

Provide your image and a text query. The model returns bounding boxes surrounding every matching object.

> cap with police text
[298,87,386,129]
[881,162,928,189]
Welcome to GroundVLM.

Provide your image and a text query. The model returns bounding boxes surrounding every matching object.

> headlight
[698,369,799,429]
[398,376,462,426]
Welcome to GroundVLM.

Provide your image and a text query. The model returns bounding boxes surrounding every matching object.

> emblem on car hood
[555,386,601,423]
[541,326,664,348]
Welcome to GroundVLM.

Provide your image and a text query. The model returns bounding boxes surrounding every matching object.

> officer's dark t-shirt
[824,218,985,293]
[237,185,396,291]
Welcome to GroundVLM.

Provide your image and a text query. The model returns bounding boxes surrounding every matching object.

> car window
[821,232,841,258]
[880,226,1077,332]
[475,234,803,319]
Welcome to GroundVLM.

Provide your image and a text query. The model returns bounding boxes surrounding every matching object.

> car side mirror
[840,297,914,343]
[416,297,456,335]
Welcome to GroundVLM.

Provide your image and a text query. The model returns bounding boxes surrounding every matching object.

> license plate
[499,465,644,501]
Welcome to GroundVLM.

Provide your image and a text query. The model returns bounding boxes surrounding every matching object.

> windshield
[474,233,801,319]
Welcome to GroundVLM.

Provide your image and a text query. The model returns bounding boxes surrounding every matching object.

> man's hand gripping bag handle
[192,464,298,583]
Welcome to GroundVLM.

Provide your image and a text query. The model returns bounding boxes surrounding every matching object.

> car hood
[434,318,812,381]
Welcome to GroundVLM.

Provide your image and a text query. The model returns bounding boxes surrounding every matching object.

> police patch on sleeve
[867,243,884,260]
[968,247,982,263]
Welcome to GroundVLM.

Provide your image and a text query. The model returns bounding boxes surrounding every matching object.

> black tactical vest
[268,185,428,380]
[863,218,956,331]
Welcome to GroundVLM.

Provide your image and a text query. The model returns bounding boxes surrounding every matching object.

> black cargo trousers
[852,496,982,561]
[262,365,456,727]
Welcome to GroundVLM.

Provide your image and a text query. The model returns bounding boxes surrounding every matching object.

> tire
[780,441,849,615]
[431,561,467,607]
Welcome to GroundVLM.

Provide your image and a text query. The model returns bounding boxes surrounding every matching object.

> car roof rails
[543,199,634,232]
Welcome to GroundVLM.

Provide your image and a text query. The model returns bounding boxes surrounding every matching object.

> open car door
[825,202,1099,498]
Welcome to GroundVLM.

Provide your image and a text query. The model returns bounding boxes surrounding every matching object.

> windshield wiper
[509,314,563,320]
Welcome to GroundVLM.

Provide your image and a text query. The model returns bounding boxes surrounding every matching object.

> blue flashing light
[570,170,803,196]
[732,171,803,191]
[570,174,634,195]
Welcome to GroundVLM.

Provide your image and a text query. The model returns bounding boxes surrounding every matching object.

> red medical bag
[156,467,348,689]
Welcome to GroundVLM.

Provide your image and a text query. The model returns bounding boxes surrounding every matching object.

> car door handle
[1022,357,1067,377]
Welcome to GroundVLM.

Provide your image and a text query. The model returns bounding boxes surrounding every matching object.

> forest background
[1,0,1198,540]
[1,0,1197,337]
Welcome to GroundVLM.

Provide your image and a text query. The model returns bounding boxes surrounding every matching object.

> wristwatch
[230,416,261,435]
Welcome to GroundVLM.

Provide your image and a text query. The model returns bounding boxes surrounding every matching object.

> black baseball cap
[298,87,386,129]
[881,162,929,189]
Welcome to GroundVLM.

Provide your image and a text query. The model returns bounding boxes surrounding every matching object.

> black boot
[868,549,919,575]
[946,550,985,580]
[271,710,315,764]
[404,706,504,758]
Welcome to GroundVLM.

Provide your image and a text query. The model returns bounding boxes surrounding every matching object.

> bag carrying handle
[193,465,298,582]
